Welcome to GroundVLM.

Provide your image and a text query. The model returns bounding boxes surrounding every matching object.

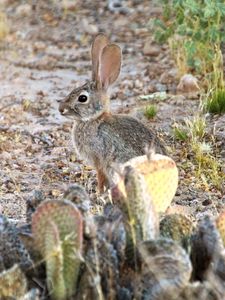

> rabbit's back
[100,114,166,156]
[73,113,166,171]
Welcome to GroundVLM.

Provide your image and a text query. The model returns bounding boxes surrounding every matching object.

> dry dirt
[0,0,224,224]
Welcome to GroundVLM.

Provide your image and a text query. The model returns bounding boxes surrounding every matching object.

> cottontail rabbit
[59,34,166,192]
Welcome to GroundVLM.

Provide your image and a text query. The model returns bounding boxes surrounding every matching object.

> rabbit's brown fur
[59,34,166,192]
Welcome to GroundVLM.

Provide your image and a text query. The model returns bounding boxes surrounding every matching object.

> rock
[160,68,178,84]
[33,41,46,52]
[143,42,160,56]
[16,4,32,17]
[155,83,167,92]
[62,0,77,11]
[108,0,131,14]
[134,79,143,89]
[81,19,98,35]
[177,74,200,93]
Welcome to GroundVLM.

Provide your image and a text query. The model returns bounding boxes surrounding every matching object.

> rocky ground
[0,0,224,224]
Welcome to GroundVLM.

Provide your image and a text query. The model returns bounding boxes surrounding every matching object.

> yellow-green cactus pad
[121,153,178,213]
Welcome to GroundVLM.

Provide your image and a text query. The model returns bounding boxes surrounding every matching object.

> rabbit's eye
[78,91,89,103]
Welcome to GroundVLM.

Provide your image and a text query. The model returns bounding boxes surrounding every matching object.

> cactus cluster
[32,199,83,300]
[0,153,225,299]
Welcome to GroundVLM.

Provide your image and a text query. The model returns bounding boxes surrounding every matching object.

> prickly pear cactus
[216,209,225,247]
[120,153,178,213]
[122,165,159,242]
[0,264,27,299]
[32,200,83,300]
[63,184,96,239]
[160,214,194,251]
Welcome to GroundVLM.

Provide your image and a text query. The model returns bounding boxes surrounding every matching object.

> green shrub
[151,0,225,88]
[144,105,157,119]
[204,88,225,114]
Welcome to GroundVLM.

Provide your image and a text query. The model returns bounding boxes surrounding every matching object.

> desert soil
[0,0,224,224]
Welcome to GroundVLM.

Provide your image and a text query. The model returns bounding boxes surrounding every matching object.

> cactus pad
[120,153,178,213]
[122,166,159,242]
[160,214,194,250]
[32,200,83,300]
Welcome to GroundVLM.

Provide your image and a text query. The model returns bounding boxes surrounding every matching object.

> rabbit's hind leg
[97,168,108,193]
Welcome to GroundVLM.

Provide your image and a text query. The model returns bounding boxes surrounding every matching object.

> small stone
[155,83,167,92]
[143,39,160,56]
[16,4,32,17]
[160,68,178,84]
[81,19,98,35]
[33,41,46,52]
[62,0,77,11]
[202,199,212,206]
[177,74,200,93]
[134,79,143,89]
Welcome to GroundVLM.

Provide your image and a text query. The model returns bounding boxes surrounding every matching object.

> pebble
[134,79,143,89]
[62,0,77,11]
[81,19,98,35]
[160,68,177,84]
[202,199,212,206]
[33,41,46,52]
[16,4,32,17]
[143,39,160,56]
[177,74,200,93]
[155,83,167,92]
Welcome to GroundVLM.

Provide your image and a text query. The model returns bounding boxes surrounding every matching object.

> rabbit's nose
[59,103,68,115]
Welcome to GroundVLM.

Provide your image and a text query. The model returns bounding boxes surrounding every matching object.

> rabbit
[59,33,166,192]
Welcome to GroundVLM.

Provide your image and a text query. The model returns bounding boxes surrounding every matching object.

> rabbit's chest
[72,121,102,165]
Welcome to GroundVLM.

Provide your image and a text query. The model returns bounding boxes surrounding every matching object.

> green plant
[173,115,206,142]
[144,105,157,119]
[151,0,225,88]
[185,115,206,141]
[32,200,83,300]
[203,88,225,114]
[173,115,224,189]
[191,141,223,187]
[173,123,189,141]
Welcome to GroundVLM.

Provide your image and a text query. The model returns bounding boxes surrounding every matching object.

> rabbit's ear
[91,34,109,83]
[99,44,121,90]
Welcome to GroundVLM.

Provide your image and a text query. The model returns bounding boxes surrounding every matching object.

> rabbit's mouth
[59,105,81,119]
